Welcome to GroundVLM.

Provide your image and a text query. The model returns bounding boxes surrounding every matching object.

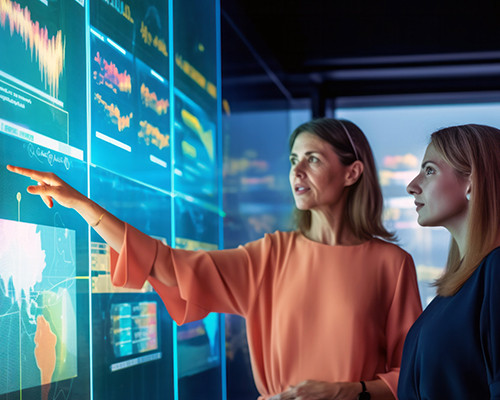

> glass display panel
[90,27,171,191]
[0,133,90,400]
[89,166,174,400]
[173,91,217,204]
[173,0,217,115]
[174,197,222,389]
[0,0,222,398]
[0,0,86,159]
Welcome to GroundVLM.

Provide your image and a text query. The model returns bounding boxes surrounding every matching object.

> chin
[417,216,437,227]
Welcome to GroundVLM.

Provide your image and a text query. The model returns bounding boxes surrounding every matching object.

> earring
[466,192,471,201]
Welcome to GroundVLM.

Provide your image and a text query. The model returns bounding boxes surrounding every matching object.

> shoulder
[483,246,500,263]
[478,246,500,278]
[366,238,414,264]
[241,230,300,252]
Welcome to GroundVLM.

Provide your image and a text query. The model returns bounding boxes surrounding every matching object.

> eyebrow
[421,160,437,169]
[290,150,322,157]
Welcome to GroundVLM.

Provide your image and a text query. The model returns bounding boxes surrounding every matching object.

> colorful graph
[181,108,214,161]
[110,301,158,358]
[93,51,132,94]
[175,53,216,100]
[141,83,169,115]
[140,21,167,57]
[138,120,169,150]
[0,0,65,98]
[0,219,77,395]
[94,92,133,131]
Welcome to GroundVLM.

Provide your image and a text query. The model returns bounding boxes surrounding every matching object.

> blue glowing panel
[173,92,218,203]
[173,0,217,114]
[0,0,86,160]
[90,27,171,191]
[0,219,77,394]
[174,196,219,246]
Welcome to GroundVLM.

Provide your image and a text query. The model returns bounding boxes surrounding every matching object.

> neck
[306,209,361,246]
[446,215,469,259]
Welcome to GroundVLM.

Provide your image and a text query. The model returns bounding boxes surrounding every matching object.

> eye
[289,157,297,166]
[308,156,319,164]
[425,166,435,176]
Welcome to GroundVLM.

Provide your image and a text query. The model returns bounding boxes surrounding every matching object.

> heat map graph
[0,0,65,98]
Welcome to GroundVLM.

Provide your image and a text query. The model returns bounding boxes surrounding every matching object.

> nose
[290,159,306,178]
[406,174,421,196]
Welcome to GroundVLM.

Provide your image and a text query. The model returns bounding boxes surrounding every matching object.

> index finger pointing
[6,165,55,183]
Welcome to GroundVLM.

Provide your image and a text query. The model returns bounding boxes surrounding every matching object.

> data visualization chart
[0,0,87,161]
[0,219,77,396]
[0,0,66,100]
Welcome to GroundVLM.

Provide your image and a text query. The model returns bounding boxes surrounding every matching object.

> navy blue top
[398,247,500,400]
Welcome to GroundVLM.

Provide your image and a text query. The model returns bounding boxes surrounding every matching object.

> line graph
[0,0,65,98]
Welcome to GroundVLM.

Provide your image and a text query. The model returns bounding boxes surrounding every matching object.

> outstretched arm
[6,165,125,252]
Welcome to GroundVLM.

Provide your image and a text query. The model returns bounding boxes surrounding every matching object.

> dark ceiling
[220,0,500,113]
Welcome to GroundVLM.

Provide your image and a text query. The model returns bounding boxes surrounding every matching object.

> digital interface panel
[0,0,86,160]
[174,92,217,203]
[173,0,217,114]
[0,0,222,398]
[110,301,159,364]
[0,219,77,395]
[90,27,171,191]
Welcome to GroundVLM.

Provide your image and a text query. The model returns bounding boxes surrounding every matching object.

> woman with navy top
[400,124,500,400]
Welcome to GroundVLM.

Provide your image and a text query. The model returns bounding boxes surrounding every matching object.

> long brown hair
[289,118,394,242]
[431,124,500,296]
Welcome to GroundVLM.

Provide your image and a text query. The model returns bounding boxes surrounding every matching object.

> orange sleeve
[111,223,273,325]
[377,253,422,398]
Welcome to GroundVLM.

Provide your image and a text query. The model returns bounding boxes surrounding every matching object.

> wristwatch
[357,381,371,400]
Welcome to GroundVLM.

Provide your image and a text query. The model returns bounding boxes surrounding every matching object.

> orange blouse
[111,223,422,399]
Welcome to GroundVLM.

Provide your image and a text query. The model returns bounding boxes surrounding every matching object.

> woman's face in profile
[289,132,349,212]
[406,143,470,230]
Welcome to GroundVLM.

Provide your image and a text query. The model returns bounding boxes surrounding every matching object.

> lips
[414,201,424,211]
[295,184,310,195]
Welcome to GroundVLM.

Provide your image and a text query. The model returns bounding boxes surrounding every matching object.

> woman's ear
[345,160,364,187]
[466,176,472,200]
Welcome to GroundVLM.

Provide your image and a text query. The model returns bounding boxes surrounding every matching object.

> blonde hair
[431,124,500,296]
[289,118,394,242]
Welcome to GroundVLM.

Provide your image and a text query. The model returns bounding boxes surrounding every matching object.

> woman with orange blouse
[8,118,422,400]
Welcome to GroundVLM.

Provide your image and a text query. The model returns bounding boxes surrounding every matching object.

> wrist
[75,197,101,224]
